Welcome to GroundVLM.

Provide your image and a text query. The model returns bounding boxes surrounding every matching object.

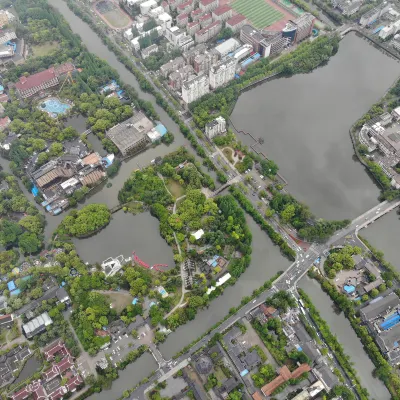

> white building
[150,5,164,17]
[182,73,210,104]
[359,3,391,27]
[142,43,159,58]
[157,12,173,31]
[164,26,194,50]
[232,44,253,61]
[199,0,219,13]
[124,28,133,40]
[214,38,240,58]
[209,57,236,90]
[140,0,158,15]
[205,116,226,138]
[379,19,400,39]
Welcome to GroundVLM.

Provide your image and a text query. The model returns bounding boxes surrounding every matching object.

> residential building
[187,20,201,36]
[177,12,189,27]
[0,314,13,328]
[140,0,158,15]
[141,43,158,58]
[160,56,185,77]
[211,5,233,22]
[0,116,10,131]
[214,37,240,57]
[157,12,173,30]
[209,57,236,89]
[14,63,75,99]
[183,43,206,64]
[161,0,170,12]
[22,312,53,339]
[191,8,204,21]
[360,293,400,322]
[379,20,400,40]
[338,0,363,16]
[193,50,218,74]
[182,73,210,104]
[392,105,400,121]
[106,112,153,156]
[376,324,400,365]
[199,13,213,28]
[177,0,194,14]
[359,3,391,27]
[205,116,226,138]
[282,13,315,43]
[226,14,246,32]
[124,28,134,40]
[169,65,195,90]
[0,10,15,27]
[0,346,31,388]
[261,32,290,57]
[165,26,193,50]
[195,20,221,43]
[150,6,164,18]
[199,0,219,13]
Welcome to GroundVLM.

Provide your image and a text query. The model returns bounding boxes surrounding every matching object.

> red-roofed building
[226,14,246,32]
[199,0,219,13]
[261,364,310,396]
[177,12,189,27]
[199,13,212,28]
[191,8,204,21]
[65,374,84,392]
[43,339,70,362]
[260,304,278,318]
[161,0,170,12]
[0,93,9,102]
[0,116,10,131]
[212,5,232,22]
[252,391,263,400]
[15,63,75,99]
[187,20,200,35]
[177,0,194,14]
[195,20,221,43]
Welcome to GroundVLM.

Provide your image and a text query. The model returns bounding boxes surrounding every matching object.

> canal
[88,352,158,400]
[299,276,390,400]
[160,215,290,359]
[360,212,400,272]
[231,33,400,221]
[73,210,175,267]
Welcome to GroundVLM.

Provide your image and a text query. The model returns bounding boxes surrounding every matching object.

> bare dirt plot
[96,290,133,314]
[94,0,132,30]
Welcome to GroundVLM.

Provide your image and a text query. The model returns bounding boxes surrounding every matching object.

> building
[209,57,236,89]
[261,364,311,396]
[337,0,363,16]
[191,8,204,21]
[140,0,158,15]
[195,20,222,43]
[261,32,290,57]
[158,12,173,31]
[360,293,400,322]
[150,6,164,18]
[193,50,218,74]
[0,345,31,388]
[379,20,400,40]
[0,314,13,328]
[164,26,194,50]
[282,13,315,44]
[141,43,159,59]
[15,63,75,99]
[376,324,400,365]
[183,43,206,64]
[22,312,53,339]
[240,24,265,53]
[214,38,240,57]
[177,12,189,27]
[177,0,194,14]
[199,0,219,13]
[169,65,195,90]
[205,116,226,138]
[182,73,210,104]
[0,10,15,27]
[211,5,232,22]
[106,112,153,156]
[359,3,391,27]
[231,44,253,62]
[199,13,213,28]
[187,20,201,36]
[226,14,246,32]
[160,56,185,77]
[124,28,133,40]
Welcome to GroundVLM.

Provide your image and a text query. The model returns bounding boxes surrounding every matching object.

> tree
[19,215,43,234]
[18,232,41,254]
[281,204,295,223]
[370,288,379,298]
[0,220,23,247]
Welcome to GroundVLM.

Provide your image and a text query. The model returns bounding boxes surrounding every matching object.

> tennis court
[232,0,284,29]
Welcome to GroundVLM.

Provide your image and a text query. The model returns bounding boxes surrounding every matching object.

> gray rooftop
[22,312,53,338]
[294,323,312,343]
[301,342,320,362]
[315,364,338,391]
[376,323,400,352]
[360,293,400,321]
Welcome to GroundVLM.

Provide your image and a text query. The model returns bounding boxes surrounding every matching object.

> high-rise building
[195,20,222,43]
[282,13,315,44]
[240,24,265,53]
[209,57,236,89]
[260,32,290,57]
[205,116,226,138]
[182,73,210,104]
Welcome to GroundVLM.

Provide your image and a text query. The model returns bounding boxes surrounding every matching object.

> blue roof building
[7,281,16,291]
[155,124,167,137]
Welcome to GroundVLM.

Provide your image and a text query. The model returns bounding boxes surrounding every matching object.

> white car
[305,255,309,259]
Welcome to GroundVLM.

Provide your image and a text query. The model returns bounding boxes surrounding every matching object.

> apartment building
[209,57,236,89]
[195,20,222,43]
[212,5,233,22]
[182,73,210,104]
[199,0,219,13]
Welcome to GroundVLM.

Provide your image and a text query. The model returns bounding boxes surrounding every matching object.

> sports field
[95,0,131,29]
[232,0,284,29]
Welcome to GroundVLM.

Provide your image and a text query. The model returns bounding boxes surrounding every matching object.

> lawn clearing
[167,180,185,198]
[31,42,59,57]
[232,0,284,29]
[100,290,133,314]
[222,147,234,164]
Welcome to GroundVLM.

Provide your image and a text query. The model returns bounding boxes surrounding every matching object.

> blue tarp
[155,124,167,137]
[31,185,39,197]
[7,281,16,291]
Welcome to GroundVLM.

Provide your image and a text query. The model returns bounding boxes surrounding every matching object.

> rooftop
[376,323,400,352]
[360,293,400,321]
[227,13,246,26]
[212,5,232,16]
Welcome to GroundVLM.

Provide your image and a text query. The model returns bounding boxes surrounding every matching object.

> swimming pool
[40,98,71,117]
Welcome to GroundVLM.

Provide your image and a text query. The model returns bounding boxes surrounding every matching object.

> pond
[14,356,41,384]
[73,210,175,268]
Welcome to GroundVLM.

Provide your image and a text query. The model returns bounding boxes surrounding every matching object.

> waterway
[14,356,41,384]
[73,210,175,267]
[160,215,290,359]
[361,212,400,272]
[231,33,400,221]
[299,276,390,400]
[88,352,158,400]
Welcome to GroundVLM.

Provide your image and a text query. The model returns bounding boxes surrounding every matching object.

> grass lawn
[232,0,284,29]
[103,9,130,28]
[214,366,227,382]
[167,180,185,198]
[31,42,59,57]
[222,147,234,164]
[101,291,133,314]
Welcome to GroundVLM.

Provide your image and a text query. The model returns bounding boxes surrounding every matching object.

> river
[231,33,400,221]
[73,210,174,267]
[299,276,390,400]
[360,212,400,272]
